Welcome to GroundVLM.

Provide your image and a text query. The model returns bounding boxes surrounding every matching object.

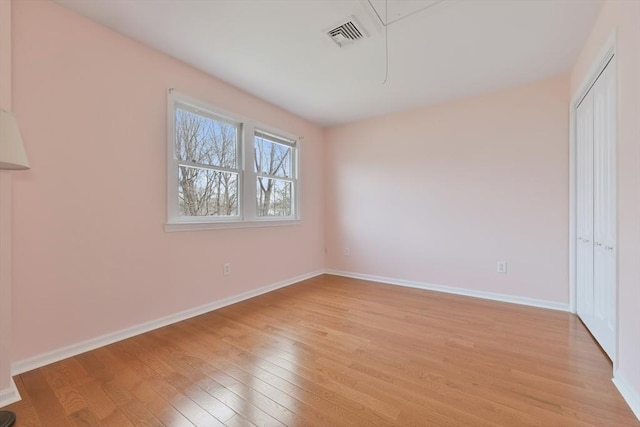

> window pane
[179,165,238,216]
[175,108,237,168]
[254,135,291,178]
[256,178,292,217]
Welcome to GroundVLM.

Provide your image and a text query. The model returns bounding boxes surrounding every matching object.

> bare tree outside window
[255,134,294,216]
[175,108,239,216]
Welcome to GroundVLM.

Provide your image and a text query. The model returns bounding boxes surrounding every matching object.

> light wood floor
[4,274,638,426]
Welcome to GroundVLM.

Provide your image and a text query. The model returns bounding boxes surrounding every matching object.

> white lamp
[0,109,27,427]
[0,109,29,170]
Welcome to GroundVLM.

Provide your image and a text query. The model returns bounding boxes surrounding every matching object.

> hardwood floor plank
[168,321,371,427]
[212,298,529,426]
[3,376,43,427]
[4,275,638,426]
[175,317,387,426]
[132,332,311,427]
[131,379,197,427]
[20,369,73,427]
[54,386,88,417]
[109,339,230,426]
[100,379,163,427]
[41,358,91,390]
[224,414,257,427]
[76,380,134,427]
[68,407,102,427]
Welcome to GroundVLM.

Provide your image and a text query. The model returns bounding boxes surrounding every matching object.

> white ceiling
[53,0,603,126]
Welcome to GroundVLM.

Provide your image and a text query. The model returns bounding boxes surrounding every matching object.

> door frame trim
[569,30,617,364]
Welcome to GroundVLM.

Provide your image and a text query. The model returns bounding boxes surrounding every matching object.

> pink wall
[325,76,570,304]
[0,0,13,395]
[10,0,325,362]
[570,0,640,408]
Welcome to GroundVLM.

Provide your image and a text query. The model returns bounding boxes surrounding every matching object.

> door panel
[576,90,594,325]
[591,59,616,358]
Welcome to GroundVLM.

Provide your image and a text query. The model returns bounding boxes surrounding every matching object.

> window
[255,130,296,217]
[167,90,299,230]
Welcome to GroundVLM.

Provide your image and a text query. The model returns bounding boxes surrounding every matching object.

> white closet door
[576,89,594,327]
[591,58,616,359]
[576,57,616,360]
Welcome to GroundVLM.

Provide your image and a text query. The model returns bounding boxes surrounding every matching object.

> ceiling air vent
[327,17,367,47]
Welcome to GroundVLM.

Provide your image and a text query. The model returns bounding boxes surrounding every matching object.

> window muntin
[167,91,299,227]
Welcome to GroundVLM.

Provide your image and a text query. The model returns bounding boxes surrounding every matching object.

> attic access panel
[367,0,443,25]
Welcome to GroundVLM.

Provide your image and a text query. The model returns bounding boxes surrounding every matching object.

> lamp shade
[0,109,30,170]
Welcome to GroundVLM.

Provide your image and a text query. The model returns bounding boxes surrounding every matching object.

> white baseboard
[0,378,20,409]
[325,269,570,312]
[11,270,324,377]
[613,371,640,420]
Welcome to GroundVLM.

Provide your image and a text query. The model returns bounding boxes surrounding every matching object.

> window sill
[164,219,300,232]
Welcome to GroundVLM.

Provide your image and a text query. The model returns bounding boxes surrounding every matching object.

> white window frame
[254,128,298,219]
[166,89,300,231]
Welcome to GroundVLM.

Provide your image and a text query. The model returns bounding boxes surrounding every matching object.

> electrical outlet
[223,263,231,276]
[496,261,507,274]
[344,248,350,256]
